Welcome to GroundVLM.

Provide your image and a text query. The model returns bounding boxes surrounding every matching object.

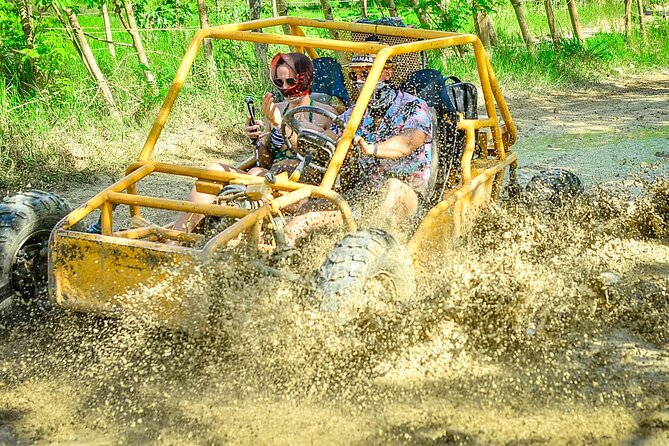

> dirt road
[0,72,667,445]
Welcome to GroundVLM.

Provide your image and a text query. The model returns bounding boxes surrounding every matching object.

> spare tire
[315,229,416,324]
[0,191,72,312]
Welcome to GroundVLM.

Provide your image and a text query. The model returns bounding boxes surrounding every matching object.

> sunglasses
[273,77,298,88]
[348,69,370,82]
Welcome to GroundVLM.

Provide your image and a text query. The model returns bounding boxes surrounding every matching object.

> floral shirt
[332,90,433,194]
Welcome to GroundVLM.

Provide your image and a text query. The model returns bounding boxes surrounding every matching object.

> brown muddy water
[1,76,669,444]
[1,172,667,445]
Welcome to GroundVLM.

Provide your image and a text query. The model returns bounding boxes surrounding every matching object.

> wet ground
[0,72,668,445]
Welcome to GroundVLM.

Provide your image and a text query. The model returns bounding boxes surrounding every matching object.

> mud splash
[0,176,667,444]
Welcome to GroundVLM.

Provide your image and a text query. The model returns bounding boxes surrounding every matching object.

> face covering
[270,53,314,99]
[356,80,396,115]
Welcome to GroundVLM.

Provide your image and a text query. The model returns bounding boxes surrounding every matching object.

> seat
[400,69,461,207]
[311,57,351,110]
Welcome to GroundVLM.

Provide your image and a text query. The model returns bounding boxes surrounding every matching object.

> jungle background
[1,0,668,190]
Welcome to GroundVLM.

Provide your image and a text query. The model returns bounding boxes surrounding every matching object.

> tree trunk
[386,0,398,16]
[544,0,560,48]
[361,0,368,18]
[102,3,116,59]
[624,0,632,36]
[636,0,647,36]
[319,0,339,39]
[248,0,269,85]
[510,0,535,52]
[410,0,430,27]
[52,5,93,77]
[17,0,44,85]
[17,0,35,49]
[115,0,158,95]
[474,11,498,50]
[60,6,119,117]
[566,0,585,44]
[197,0,216,75]
[275,0,291,35]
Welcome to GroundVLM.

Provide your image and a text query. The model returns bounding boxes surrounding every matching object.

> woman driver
[245,52,337,180]
[173,52,336,233]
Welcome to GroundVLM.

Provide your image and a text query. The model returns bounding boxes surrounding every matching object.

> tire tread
[315,229,415,318]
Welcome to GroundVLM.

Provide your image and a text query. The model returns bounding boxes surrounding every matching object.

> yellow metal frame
[49,16,518,321]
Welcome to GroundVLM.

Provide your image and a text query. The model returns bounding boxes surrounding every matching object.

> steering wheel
[281,105,346,171]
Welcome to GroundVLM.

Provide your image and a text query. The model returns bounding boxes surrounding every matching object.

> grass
[1,0,668,190]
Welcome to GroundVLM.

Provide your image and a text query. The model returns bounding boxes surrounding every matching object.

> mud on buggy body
[47,17,518,328]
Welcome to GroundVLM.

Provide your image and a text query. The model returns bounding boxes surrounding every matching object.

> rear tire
[0,191,72,313]
[315,229,416,324]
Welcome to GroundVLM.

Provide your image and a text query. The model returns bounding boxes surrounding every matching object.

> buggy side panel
[408,155,516,269]
[49,230,207,330]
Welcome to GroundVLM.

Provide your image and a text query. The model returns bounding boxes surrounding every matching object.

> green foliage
[0,0,70,93]
[0,0,33,88]
[398,0,501,30]
[586,21,669,69]
[3,0,669,189]
[135,0,197,28]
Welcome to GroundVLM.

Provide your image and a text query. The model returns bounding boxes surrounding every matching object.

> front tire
[0,191,72,313]
[315,229,416,324]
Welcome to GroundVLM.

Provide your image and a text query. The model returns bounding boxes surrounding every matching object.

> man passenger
[333,49,433,227]
[284,44,433,242]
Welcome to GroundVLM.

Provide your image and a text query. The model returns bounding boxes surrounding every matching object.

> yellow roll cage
[50,17,518,322]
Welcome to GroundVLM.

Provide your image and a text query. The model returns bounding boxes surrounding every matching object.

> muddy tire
[0,191,72,313]
[524,168,583,208]
[315,229,416,324]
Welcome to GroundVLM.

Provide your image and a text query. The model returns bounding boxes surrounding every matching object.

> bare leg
[247,166,268,176]
[379,178,418,230]
[173,162,242,233]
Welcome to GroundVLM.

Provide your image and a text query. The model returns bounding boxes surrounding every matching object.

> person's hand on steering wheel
[281,105,345,171]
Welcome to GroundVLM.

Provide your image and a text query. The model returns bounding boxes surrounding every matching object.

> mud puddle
[515,128,669,185]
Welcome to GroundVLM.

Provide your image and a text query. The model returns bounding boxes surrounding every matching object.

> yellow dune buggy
[0,17,518,327]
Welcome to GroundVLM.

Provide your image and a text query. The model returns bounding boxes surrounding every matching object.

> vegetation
[1,0,668,189]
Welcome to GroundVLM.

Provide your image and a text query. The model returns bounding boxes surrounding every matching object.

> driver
[173,52,336,233]
[246,52,337,180]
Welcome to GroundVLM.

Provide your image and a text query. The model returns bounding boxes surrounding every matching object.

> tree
[274,0,291,35]
[101,2,115,59]
[16,0,44,85]
[52,3,119,117]
[385,0,398,16]
[247,0,268,84]
[544,0,560,48]
[319,0,340,39]
[113,0,158,95]
[636,0,647,37]
[474,11,498,50]
[197,0,216,75]
[509,0,535,52]
[625,0,633,36]
[16,0,35,49]
[566,0,584,44]
[410,0,430,27]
